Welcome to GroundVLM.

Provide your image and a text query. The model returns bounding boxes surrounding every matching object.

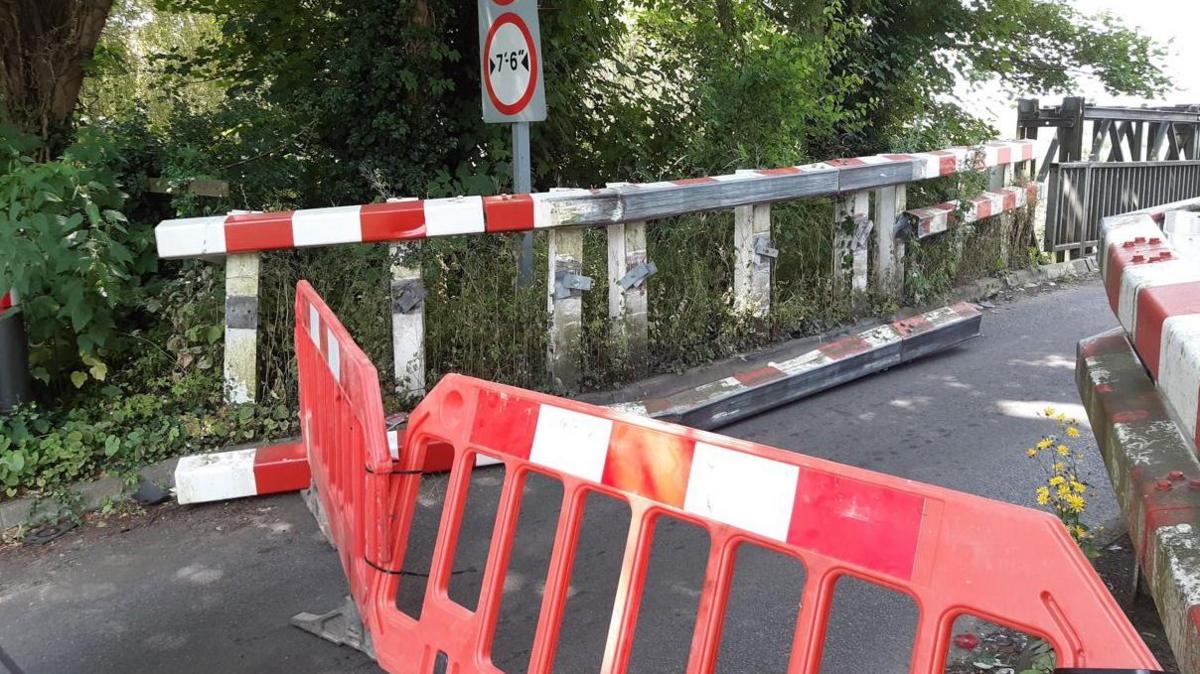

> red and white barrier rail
[0,290,16,316]
[174,441,310,505]
[1099,212,1200,451]
[155,140,1035,258]
[905,183,1040,238]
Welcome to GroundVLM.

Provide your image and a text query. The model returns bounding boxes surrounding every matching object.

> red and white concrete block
[1098,212,1200,451]
[0,290,15,315]
[905,183,1040,238]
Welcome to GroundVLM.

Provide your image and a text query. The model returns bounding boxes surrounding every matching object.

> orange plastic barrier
[295,281,1160,673]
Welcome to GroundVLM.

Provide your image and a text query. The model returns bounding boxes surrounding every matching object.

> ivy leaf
[103,436,121,457]
[70,371,88,388]
[88,359,108,381]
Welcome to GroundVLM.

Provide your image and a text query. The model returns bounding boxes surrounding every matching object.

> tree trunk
[0,0,113,155]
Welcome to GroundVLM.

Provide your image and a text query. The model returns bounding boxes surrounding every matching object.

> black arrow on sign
[521,53,530,71]
[490,56,498,74]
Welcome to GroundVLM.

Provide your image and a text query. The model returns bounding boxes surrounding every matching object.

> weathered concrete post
[223,252,259,404]
[833,191,871,298]
[547,226,588,390]
[606,220,650,360]
[873,185,906,299]
[389,242,425,397]
[733,203,773,318]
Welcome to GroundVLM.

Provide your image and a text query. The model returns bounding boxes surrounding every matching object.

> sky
[968,0,1200,136]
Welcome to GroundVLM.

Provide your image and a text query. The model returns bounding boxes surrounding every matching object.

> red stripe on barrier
[1134,281,1200,378]
[252,442,312,494]
[1020,143,1034,161]
[672,177,718,186]
[819,335,871,360]
[974,197,993,220]
[225,211,295,252]
[930,151,957,176]
[1002,189,1017,211]
[994,145,1012,165]
[470,390,539,460]
[787,469,925,580]
[482,194,535,232]
[601,424,694,507]
[882,154,914,162]
[892,314,934,338]
[360,201,426,242]
[828,158,867,167]
[756,167,802,176]
[733,366,786,387]
[0,291,11,315]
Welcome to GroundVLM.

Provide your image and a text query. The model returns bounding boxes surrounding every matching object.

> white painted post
[223,252,259,404]
[833,191,870,297]
[547,226,586,391]
[607,220,649,359]
[991,165,1013,264]
[389,242,425,397]
[873,185,906,299]
[733,204,773,318]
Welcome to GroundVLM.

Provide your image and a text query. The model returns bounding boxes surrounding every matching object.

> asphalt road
[0,278,1124,674]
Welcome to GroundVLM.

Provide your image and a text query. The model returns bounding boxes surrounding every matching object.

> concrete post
[389,243,425,397]
[872,185,906,299]
[606,220,649,360]
[733,204,772,318]
[547,226,586,391]
[833,191,870,297]
[223,252,259,404]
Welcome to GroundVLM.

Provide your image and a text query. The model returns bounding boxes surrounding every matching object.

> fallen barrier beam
[170,301,980,504]
[613,301,981,429]
[292,280,1161,673]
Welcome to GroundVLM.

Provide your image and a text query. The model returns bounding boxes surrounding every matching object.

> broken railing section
[154,140,1037,401]
[611,301,982,429]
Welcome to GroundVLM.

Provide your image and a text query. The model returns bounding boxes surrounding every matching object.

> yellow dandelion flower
[1074,525,1088,538]
[1051,462,1066,472]
[1044,406,1056,417]
[1037,438,1053,450]
[1072,481,1086,494]
[1056,444,1070,456]
[1058,484,1072,498]
[1026,448,1038,458]
[1065,493,1085,513]
[1054,413,1067,422]
[1036,486,1050,505]
[1066,426,1080,438]
[1049,476,1066,487]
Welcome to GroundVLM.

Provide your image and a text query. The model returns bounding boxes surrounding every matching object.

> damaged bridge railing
[154,139,1040,403]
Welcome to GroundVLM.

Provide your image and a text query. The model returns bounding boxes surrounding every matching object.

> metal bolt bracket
[554,272,593,300]
[618,260,657,290]
[391,279,426,315]
[753,235,779,262]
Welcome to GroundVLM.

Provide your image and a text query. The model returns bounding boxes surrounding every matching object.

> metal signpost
[478,0,547,284]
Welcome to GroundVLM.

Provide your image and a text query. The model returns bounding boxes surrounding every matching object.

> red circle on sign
[482,12,538,116]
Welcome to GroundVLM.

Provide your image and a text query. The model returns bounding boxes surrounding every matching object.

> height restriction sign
[478,0,546,122]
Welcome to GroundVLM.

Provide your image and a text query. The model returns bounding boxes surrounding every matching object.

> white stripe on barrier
[388,429,401,460]
[293,205,363,247]
[326,325,341,381]
[424,196,485,236]
[772,350,835,377]
[1159,314,1200,441]
[529,405,613,482]
[308,305,320,345]
[861,325,903,349]
[175,448,258,504]
[684,442,799,541]
[157,215,228,257]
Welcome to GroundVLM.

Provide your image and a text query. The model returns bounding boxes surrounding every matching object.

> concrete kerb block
[1077,328,1200,670]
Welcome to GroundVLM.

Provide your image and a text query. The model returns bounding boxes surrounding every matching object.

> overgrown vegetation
[0,0,1171,499]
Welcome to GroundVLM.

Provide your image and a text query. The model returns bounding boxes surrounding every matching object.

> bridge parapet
[1079,201,1200,671]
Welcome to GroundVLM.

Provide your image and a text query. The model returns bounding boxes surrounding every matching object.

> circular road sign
[482,12,539,116]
